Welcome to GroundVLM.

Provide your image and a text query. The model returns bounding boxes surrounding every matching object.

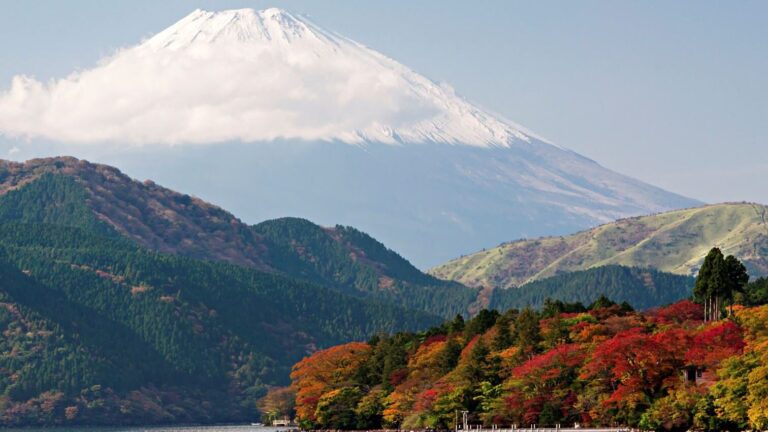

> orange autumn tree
[286,275,768,432]
[290,342,371,428]
[386,335,451,428]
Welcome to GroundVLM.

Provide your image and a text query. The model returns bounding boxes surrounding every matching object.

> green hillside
[0,157,726,425]
[0,172,439,426]
[254,218,476,317]
[489,265,694,311]
[0,158,476,318]
[431,203,768,288]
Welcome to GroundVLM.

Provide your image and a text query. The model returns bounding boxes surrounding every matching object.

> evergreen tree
[541,314,569,350]
[723,254,749,314]
[438,338,463,375]
[742,277,768,306]
[491,314,513,351]
[695,248,748,321]
[449,314,465,334]
[695,248,725,321]
[515,307,541,359]
[464,309,499,339]
[462,338,490,383]
[589,294,617,310]
[542,298,586,317]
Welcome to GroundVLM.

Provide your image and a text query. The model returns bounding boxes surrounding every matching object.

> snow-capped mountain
[0,8,534,146]
[0,8,701,267]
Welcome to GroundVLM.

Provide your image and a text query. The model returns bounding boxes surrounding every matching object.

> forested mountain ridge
[0,157,274,270]
[0,157,699,320]
[0,157,476,317]
[0,157,717,426]
[431,203,768,288]
[253,218,476,317]
[490,265,694,311]
[0,170,441,425]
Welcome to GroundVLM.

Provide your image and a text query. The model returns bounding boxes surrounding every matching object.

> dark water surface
[4,426,291,432]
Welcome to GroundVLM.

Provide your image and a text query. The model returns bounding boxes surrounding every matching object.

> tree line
[288,249,768,431]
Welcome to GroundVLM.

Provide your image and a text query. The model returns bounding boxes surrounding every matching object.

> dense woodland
[0,166,761,428]
[254,217,476,318]
[0,159,478,320]
[288,252,768,431]
[490,265,693,311]
[0,174,438,425]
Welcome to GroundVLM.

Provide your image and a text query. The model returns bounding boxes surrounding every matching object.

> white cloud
[0,44,421,146]
[0,8,530,148]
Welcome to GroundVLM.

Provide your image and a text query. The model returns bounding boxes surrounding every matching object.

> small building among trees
[681,365,704,385]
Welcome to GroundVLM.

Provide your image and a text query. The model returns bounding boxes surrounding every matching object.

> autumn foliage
[290,300,768,431]
[290,342,371,425]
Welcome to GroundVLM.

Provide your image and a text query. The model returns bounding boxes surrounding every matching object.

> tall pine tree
[694,248,749,321]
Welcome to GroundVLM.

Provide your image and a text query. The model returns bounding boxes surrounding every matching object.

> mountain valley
[0,156,712,425]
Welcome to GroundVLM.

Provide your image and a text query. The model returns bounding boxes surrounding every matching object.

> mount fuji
[0,8,700,267]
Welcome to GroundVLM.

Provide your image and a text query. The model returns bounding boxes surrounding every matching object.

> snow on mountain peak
[0,7,537,147]
[144,8,317,50]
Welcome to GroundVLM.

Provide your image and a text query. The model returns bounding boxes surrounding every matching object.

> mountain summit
[144,8,318,48]
[0,8,701,266]
[0,7,532,146]
[134,7,537,146]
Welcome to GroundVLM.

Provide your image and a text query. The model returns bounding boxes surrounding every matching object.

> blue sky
[0,0,765,203]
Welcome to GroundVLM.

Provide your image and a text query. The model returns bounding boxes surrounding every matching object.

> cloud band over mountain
[0,7,702,267]
[0,8,532,147]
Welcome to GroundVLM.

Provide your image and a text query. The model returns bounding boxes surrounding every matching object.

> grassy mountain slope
[0,157,476,317]
[489,265,694,311]
[431,203,768,288]
[0,172,440,425]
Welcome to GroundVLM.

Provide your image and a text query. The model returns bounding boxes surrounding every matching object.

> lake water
[2,426,293,432]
